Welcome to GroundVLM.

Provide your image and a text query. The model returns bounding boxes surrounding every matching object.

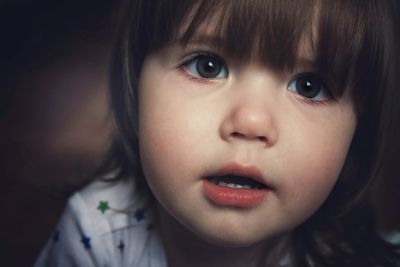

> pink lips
[202,163,269,208]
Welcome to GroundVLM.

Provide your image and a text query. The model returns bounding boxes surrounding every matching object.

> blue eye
[183,54,228,79]
[288,73,331,101]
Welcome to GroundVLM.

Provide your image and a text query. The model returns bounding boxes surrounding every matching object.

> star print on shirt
[117,240,125,253]
[134,208,146,222]
[97,200,110,214]
[52,230,60,243]
[81,234,91,249]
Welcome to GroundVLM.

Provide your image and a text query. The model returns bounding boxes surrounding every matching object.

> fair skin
[137,33,357,266]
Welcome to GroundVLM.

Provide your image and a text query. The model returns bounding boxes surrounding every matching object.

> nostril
[231,132,243,138]
[231,132,268,143]
[258,136,268,142]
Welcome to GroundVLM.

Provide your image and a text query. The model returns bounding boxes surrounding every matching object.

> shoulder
[77,176,136,214]
[381,227,400,245]
[79,170,136,208]
[35,176,164,267]
[68,176,152,235]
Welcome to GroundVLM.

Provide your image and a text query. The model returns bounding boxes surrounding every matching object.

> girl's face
[138,26,357,246]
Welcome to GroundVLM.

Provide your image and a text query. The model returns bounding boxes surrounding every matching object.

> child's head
[110,0,398,252]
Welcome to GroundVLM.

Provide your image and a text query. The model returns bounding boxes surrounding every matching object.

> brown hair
[108,0,400,265]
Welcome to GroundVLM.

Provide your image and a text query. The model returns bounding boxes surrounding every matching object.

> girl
[35,0,400,266]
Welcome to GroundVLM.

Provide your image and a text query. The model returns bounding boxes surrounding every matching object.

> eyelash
[287,72,334,105]
[179,52,228,82]
[295,95,333,107]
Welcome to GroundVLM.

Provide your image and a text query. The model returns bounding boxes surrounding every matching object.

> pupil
[197,57,222,78]
[298,77,320,98]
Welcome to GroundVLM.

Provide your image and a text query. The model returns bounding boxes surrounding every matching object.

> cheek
[137,80,207,203]
[137,60,217,187]
[138,97,202,173]
[138,106,185,184]
[139,127,193,184]
[284,156,341,215]
[277,112,356,221]
[138,109,212,223]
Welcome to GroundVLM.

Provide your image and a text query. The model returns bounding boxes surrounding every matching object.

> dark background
[0,1,119,265]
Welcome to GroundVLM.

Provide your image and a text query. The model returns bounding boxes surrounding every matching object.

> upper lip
[206,162,273,189]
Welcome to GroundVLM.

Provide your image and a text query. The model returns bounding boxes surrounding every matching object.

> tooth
[218,181,228,187]
[227,183,236,188]
[208,177,264,190]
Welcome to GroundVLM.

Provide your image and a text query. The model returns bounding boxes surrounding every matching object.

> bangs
[133,0,395,108]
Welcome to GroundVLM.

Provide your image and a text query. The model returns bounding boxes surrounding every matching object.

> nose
[219,97,278,147]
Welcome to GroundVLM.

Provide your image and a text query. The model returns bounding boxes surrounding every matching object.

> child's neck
[156,204,291,267]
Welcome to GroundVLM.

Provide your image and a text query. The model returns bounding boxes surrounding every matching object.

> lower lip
[202,179,268,208]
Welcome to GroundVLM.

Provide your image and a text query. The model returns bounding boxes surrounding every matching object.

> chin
[206,236,263,248]
[188,222,275,248]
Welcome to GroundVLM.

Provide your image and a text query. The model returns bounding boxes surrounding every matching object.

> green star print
[97,201,110,214]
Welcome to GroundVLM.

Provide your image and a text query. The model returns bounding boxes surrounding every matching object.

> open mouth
[203,163,270,208]
[207,175,268,190]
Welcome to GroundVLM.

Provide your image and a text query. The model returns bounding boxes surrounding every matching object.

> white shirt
[34,177,167,267]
